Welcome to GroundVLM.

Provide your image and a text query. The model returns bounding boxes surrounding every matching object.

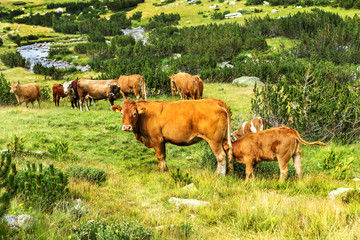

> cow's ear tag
[115,109,120,113]
[138,109,143,114]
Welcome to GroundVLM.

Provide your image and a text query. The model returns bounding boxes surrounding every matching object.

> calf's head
[9,82,19,94]
[111,99,145,132]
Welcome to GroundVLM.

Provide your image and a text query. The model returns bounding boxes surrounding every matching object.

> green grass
[1,85,360,239]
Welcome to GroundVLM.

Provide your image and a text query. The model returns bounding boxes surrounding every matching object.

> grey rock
[232,76,264,86]
[329,187,355,199]
[4,214,34,229]
[219,61,234,68]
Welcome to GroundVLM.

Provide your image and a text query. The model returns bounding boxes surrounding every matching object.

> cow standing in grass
[111,98,233,175]
[230,126,326,181]
[9,82,41,108]
[52,83,67,107]
[170,73,202,100]
[77,79,118,111]
[63,80,79,109]
[111,74,147,101]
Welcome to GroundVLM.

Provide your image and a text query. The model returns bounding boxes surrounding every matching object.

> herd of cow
[8,72,327,180]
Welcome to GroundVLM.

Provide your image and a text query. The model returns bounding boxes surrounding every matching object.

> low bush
[145,13,181,30]
[67,165,107,184]
[7,134,26,156]
[171,168,193,186]
[0,74,16,106]
[342,189,360,204]
[111,35,136,47]
[0,51,27,68]
[0,154,17,218]
[72,216,153,239]
[40,86,51,101]
[130,11,142,21]
[16,163,69,212]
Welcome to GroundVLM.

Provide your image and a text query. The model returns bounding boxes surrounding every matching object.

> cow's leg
[53,94,56,106]
[38,97,41,109]
[293,154,303,180]
[31,101,34,108]
[79,97,84,111]
[278,155,291,181]
[85,98,90,111]
[209,142,227,176]
[154,142,168,172]
[109,98,114,106]
[120,91,127,100]
[25,100,29,108]
[244,156,256,181]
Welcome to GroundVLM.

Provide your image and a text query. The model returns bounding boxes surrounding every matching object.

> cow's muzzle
[109,93,115,97]
[122,125,133,131]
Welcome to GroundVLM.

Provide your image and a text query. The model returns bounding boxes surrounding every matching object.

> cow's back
[77,79,112,97]
[19,83,41,100]
[116,75,142,92]
[233,127,297,161]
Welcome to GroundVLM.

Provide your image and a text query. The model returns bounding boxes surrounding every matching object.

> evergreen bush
[0,51,26,68]
[16,163,69,211]
[0,153,17,218]
[0,74,16,106]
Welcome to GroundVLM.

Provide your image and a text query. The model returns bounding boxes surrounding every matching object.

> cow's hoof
[158,168,168,172]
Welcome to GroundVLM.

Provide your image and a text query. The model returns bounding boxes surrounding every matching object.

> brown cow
[111,74,147,101]
[52,83,67,107]
[170,73,201,100]
[77,79,118,111]
[233,117,268,139]
[9,82,41,108]
[230,126,326,181]
[111,98,233,175]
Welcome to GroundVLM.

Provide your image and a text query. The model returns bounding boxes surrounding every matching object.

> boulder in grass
[232,76,264,86]
[329,187,354,199]
[4,214,34,229]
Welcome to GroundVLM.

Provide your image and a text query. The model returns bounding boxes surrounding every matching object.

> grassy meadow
[1,84,360,239]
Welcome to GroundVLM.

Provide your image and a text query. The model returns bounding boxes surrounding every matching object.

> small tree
[0,153,17,218]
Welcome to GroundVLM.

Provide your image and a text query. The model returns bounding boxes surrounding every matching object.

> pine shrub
[16,163,69,211]
[0,153,17,218]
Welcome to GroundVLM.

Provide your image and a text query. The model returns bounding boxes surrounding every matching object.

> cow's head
[9,82,18,93]
[63,81,72,94]
[109,82,120,97]
[111,99,145,132]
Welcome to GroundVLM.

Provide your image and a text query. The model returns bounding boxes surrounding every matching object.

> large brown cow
[111,74,147,101]
[230,126,326,181]
[77,79,118,111]
[170,73,201,100]
[9,82,41,108]
[52,83,67,107]
[232,117,268,139]
[111,98,233,175]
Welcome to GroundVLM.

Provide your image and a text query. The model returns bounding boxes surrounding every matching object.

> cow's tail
[139,76,147,101]
[222,107,234,174]
[290,127,327,146]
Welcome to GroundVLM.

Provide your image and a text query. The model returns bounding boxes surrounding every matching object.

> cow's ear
[8,84,11,87]
[111,105,122,113]
[137,106,146,114]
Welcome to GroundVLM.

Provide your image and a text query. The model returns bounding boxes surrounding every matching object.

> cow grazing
[111,98,233,175]
[170,73,202,100]
[230,126,326,181]
[63,80,79,109]
[77,79,117,111]
[233,117,268,139]
[9,82,41,108]
[111,74,147,101]
[52,83,67,106]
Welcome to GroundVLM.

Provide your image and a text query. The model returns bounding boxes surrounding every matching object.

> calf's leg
[278,154,291,181]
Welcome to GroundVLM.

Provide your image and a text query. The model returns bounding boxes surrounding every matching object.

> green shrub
[321,150,354,180]
[171,168,193,186]
[72,216,153,240]
[0,38,3,47]
[16,163,69,211]
[40,85,51,101]
[342,189,360,204]
[7,134,26,156]
[130,11,142,21]
[67,165,107,184]
[145,13,181,30]
[0,154,17,218]
[48,140,69,161]
[48,46,72,58]
[111,35,136,47]
[12,1,26,5]
[0,74,16,106]
[0,51,26,68]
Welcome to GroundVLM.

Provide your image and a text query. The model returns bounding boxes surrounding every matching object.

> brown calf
[170,73,201,100]
[52,83,67,106]
[9,82,41,108]
[233,117,268,139]
[231,126,326,181]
